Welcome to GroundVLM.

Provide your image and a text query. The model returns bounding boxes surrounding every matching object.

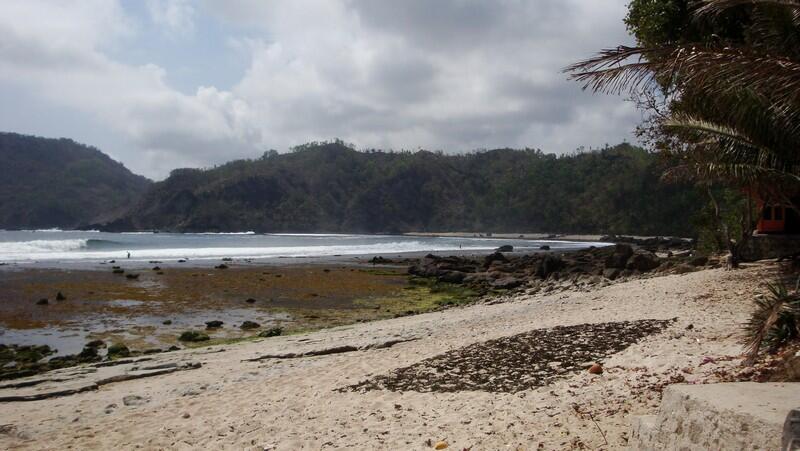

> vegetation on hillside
[0,132,151,229]
[101,140,704,236]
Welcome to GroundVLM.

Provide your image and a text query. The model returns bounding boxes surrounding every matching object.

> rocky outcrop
[408,244,716,295]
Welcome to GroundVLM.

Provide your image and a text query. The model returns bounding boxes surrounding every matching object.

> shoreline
[0,263,769,449]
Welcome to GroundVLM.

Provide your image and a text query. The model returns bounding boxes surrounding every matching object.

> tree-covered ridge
[0,132,151,229]
[104,141,704,236]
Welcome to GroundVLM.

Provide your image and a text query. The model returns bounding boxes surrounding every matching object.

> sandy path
[0,264,768,450]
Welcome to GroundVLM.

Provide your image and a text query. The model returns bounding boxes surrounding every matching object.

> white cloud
[146,0,196,37]
[0,0,639,178]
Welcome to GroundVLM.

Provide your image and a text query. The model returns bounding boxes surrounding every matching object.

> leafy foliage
[0,132,151,229]
[104,141,705,235]
[567,0,800,266]
[743,280,800,362]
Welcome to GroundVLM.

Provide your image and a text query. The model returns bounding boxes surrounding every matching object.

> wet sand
[0,261,466,355]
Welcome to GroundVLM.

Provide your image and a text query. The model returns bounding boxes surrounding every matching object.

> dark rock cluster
[408,244,717,295]
[343,319,673,393]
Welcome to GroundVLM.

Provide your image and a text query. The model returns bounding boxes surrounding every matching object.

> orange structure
[756,198,799,234]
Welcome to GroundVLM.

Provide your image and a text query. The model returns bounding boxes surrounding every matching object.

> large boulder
[496,245,514,252]
[483,252,508,268]
[535,254,564,278]
[604,244,634,268]
[627,251,661,272]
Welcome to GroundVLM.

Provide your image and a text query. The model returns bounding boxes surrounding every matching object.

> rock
[240,321,260,330]
[86,339,105,349]
[182,413,191,419]
[536,254,564,278]
[627,251,661,272]
[438,271,466,283]
[178,331,210,342]
[673,263,695,274]
[162,319,172,325]
[492,277,523,289]
[221,257,233,261]
[434,440,449,449]
[369,256,391,264]
[258,327,283,337]
[496,245,514,252]
[205,320,223,329]
[605,244,634,268]
[178,259,186,263]
[539,244,551,250]
[245,298,257,304]
[483,251,508,268]
[55,291,66,301]
[686,324,694,330]
[122,395,148,407]
[107,343,131,358]
[689,255,708,267]
[215,264,228,269]
[35,298,48,305]
[588,363,603,374]
[152,266,161,271]
[112,269,124,274]
[125,273,139,280]
[78,346,99,359]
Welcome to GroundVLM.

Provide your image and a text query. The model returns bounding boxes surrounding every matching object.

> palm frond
[695,0,800,25]
[566,44,800,136]
[742,281,793,363]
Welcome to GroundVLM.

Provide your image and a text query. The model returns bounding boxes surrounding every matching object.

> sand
[0,263,770,450]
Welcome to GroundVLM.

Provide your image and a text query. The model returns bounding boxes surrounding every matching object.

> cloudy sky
[0,0,638,179]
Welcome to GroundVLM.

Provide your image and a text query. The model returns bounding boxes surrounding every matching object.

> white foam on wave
[0,240,496,262]
[0,239,90,256]
[196,231,256,235]
[19,228,100,233]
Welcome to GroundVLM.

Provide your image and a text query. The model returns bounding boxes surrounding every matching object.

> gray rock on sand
[492,277,523,289]
[205,320,223,329]
[122,395,149,407]
[240,321,261,330]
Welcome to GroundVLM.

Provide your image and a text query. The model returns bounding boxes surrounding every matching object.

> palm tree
[566,0,800,265]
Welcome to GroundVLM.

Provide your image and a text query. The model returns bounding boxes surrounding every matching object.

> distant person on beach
[127,251,130,259]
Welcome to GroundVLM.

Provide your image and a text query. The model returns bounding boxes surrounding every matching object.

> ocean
[0,229,597,264]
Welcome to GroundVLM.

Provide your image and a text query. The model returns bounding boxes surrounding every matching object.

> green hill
[0,132,151,229]
[103,140,703,236]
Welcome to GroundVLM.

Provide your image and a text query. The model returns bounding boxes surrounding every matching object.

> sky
[0,0,639,179]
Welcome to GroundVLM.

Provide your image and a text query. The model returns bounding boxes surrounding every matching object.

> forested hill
[0,132,151,229]
[103,141,704,236]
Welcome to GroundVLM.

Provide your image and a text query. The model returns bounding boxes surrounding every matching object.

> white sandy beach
[0,263,768,450]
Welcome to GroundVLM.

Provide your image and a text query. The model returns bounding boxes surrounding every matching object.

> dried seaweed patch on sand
[343,319,674,393]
